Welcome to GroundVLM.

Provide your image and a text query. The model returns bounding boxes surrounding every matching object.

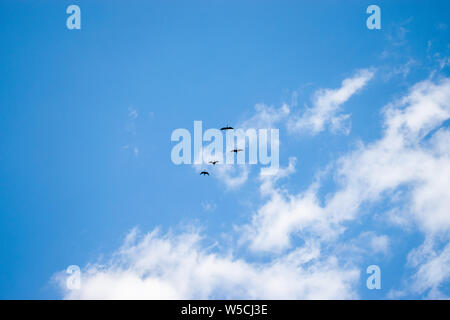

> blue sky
[0,0,449,299]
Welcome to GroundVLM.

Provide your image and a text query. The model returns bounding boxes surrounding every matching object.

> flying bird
[200,171,210,176]
[209,160,219,165]
[220,125,234,131]
[230,148,243,153]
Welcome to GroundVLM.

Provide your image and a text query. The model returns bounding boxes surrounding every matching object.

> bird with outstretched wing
[220,125,234,131]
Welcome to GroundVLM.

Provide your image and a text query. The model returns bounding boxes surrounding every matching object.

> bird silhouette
[220,125,234,131]
[200,171,210,176]
[209,160,219,165]
[230,148,243,153]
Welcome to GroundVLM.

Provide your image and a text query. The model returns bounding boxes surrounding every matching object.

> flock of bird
[200,125,242,177]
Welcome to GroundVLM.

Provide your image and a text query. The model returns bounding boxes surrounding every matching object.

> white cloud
[245,76,450,247]
[58,228,359,299]
[330,232,390,267]
[369,234,390,255]
[214,164,250,189]
[407,239,450,298]
[288,69,374,135]
[242,168,331,253]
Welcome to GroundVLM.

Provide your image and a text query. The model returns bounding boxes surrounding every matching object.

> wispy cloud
[288,69,375,135]
[383,59,417,80]
[407,240,450,299]
[57,228,359,299]
[201,201,217,213]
